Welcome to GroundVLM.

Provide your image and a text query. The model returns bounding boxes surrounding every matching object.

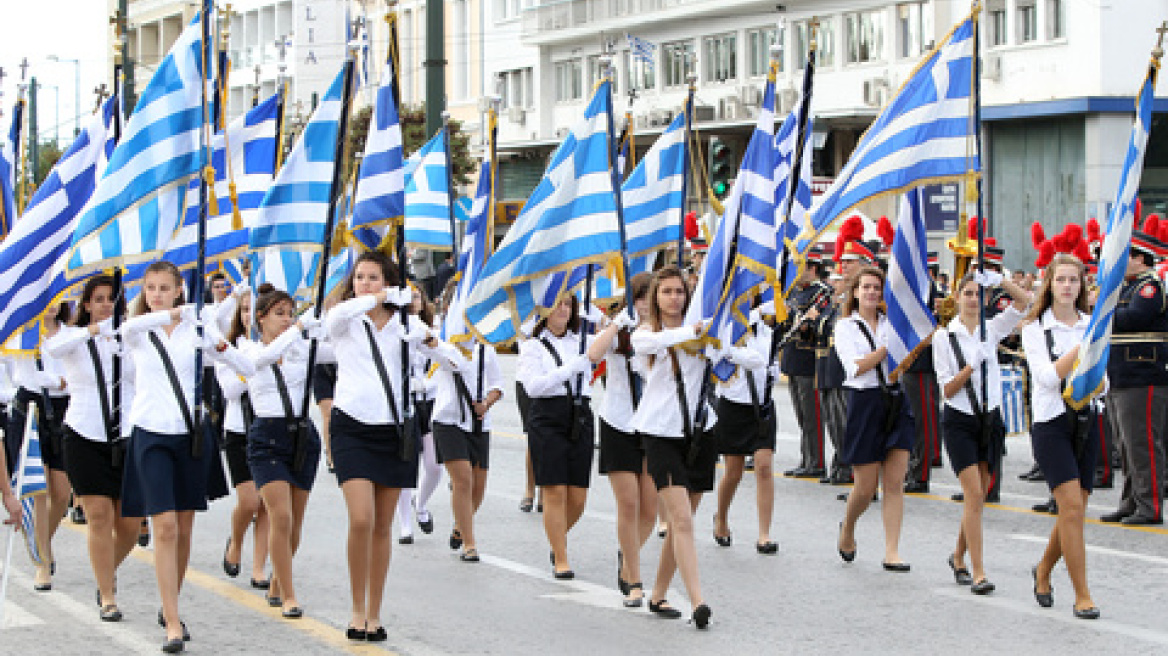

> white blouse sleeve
[833,318,868,380]
[630,326,700,356]
[325,296,378,339]
[931,328,958,396]
[1021,322,1060,393]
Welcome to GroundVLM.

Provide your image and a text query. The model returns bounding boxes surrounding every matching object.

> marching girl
[44,275,142,620]
[324,251,426,642]
[119,261,254,652]
[310,291,341,473]
[8,300,72,592]
[422,331,504,562]
[217,290,271,589]
[397,284,443,545]
[222,284,323,619]
[517,295,599,579]
[834,266,915,572]
[933,272,1031,594]
[711,298,777,554]
[586,272,658,606]
[1020,253,1102,619]
[516,314,541,514]
[631,266,714,629]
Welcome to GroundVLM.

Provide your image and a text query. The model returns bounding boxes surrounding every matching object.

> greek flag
[794,11,976,255]
[883,187,936,379]
[404,132,454,251]
[1065,59,1159,409]
[465,81,620,344]
[11,403,47,565]
[688,75,778,380]
[627,34,656,69]
[443,123,495,345]
[250,67,348,253]
[351,57,404,249]
[64,8,213,276]
[250,249,349,302]
[774,62,815,292]
[0,98,24,239]
[0,95,118,350]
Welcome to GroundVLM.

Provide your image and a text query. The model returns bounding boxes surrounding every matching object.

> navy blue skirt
[121,426,221,517]
[312,363,337,404]
[942,406,1006,476]
[330,408,418,489]
[247,419,320,492]
[1032,412,1098,494]
[841,387,915,466]
[8,390,69,472]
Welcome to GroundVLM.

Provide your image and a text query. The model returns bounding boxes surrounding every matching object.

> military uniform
[1103,270,1168,524]
[813,298,850,484]
[781,279,832,477]
[904,284,943,493]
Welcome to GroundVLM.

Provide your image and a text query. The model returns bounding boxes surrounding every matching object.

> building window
[897,2,931,58]
[554,58,583,102]
[662,40,695,88]
[588,55,618,95]
[703,33,737,83]
[747,27,780,77]
[795,19,835,69]
[452,0,469,100]
[1046,0,1065,39]
[499,68,533,109]
[401,9,413,103]
[1017,0,1037,43]
[622,51,656,92]
[845,10,884,64]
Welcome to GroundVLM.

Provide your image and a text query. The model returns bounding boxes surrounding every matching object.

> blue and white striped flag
[443,120,495,345]
[774,87,814,293]
[1065,59,1159,409]
[687,75,778,380]
[627,34,656,69]
[351,56,404,249]
[64,7,214,275]
[0,95,118,351]
[404,132,454,251]
[0,98,24,239]
[794,11,976,255]
[883,187,935,379]
[465,81,620,344]
[10,402,47,564]
[249,249,349,303]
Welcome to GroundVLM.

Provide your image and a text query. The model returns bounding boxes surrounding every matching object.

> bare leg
[754,448,775,544]
[953,463,993,581]
[364,485,400,632]
[1049,482,1095,611]
[714,455,744,541]
[81,496,118,606]
[446,460,477,549]
[318,399,333,468]
[260,481,300,610]
[566,486,588,532]
[227,481,261,570]
[152,511,184,642]
[651,488,705,607]
[839,462,881,553]
[542,485,570,571]
[341,479,374,628]
[880,450,910,564]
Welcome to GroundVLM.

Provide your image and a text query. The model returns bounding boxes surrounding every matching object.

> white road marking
[933,587,1168,647]
[1009,533,1168,567]
[479,553,684,613]
[1,600,43,629]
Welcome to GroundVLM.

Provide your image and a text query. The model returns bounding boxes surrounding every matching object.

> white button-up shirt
[44,326,137,442]
[715,321,772,405]
[517,328,594,399]
[235,326,313,420]
[834,312,891,390]
[122,310,254,435]
[215,345,250,434]
[0,356,16,405]
[325,295,429,425]
[629,326,717,438]
[428,340,505,432]
[599,346,640,434]
[12,348,69,398]
[933,306,1024,415]
[1021,308,1107,424]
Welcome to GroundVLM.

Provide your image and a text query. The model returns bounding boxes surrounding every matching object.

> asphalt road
[2,353,1166,655]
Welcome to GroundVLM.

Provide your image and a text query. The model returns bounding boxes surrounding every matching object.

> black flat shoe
[691,604,712,630]
[519,497,534,512]
[250,577,270,590]
[156,610,189,639]
[100,604,123,622]
[345,625,367,641]
[417,510,434,534]
[282,607,303,619]
[33,582,51,592]
[267,594,282,608]
[837,522,856,563]
[712,515,732,547]
[161,638,184,654]
[1032,566,1054,608]
[398,534,414,545]
[449,528,463,550]
[1073,606,1100,620]
[648,599,682,619]
[222,537,240,578]
[553,568,575,580]
[623,582,644,608]
[139,520,151,548]
[366,625,388,642]
[460,548,480,562]
[971,579,996,595]
[882,561,911,573]
[756,541,778,555]
[948,555,972,585]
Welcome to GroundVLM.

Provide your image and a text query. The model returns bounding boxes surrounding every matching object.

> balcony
[521,0,762,45]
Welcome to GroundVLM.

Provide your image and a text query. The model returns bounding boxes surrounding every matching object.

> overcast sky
[0,1,111,145]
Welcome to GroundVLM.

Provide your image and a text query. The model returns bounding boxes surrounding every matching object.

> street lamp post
[38,83,60,144]
[47,55,80,139]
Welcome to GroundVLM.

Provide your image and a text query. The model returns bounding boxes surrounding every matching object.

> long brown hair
[533,294,580,338]
[71,274,115,327]
[615,272,653,355]
[842,266,886,316]
[1026,253,1088,321]
[410,281,436,327]
[337,251,402,305]
[647,266,691,332]
[130,261,185,316]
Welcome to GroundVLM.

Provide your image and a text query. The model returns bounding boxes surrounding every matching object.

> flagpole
[971,3,988,406]
[601,58,634,315]
[0,405,38,627]
[678,78,694,269]
[190,0,215,460]
[441,111,460,257]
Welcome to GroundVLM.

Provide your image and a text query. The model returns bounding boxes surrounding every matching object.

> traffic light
[708,137,735,200]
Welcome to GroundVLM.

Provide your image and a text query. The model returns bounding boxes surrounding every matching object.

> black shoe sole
[692,604,712,629]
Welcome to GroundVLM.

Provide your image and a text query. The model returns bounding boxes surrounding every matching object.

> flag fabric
[627,34,656,69]
[64,8,214,276]
[0,98,25,238]
[0,95,118,352]
[11,402,47,564]
[794,11,976,255]
[687,74,779,380]
[442,130,495,345]
[774,65,815,293]
[1065,60,1159,409]
[464,81,620,345]
[883,187,936,378]
[351,56,405,249]
[404,132,454,251]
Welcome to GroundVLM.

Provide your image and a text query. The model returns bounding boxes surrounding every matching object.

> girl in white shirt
[933,272,1031,594]
[119,261,253,652]
[397,284,443,545]
[517,294,598,579]
[323,251,427,643]
[631,267,714,629]
[587,272,655,606]
[834,266,915,572]
[1020,253,1101,619]
[44,274,141,621]
[217,289,270,589]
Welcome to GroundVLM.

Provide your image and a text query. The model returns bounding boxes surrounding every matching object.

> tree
[346,103,475,187]
[35,140,63,185]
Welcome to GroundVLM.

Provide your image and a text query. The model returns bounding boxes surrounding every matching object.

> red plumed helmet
[877,215,894,247]
[1036,241,1056,269]
[1073,241,1092,264]
[1144,214,1161,237]
[839,214,864,243]
[833,236,846,262]
[1086,218,1102,244]
[968,216,980,240]
[1030,222,1047,249]
[985,237,998,247]
[1052,231,1070,253]
[1135,198,1143,224]
[684,211,700,241]
[1063,223,1083,245]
